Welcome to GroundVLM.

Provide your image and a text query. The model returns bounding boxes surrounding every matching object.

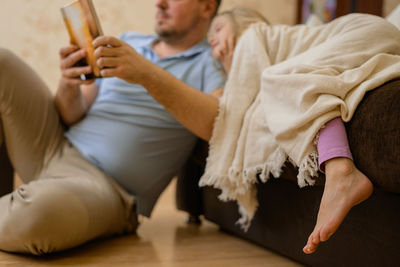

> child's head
[219,7,268,39]
[208,7,268,69]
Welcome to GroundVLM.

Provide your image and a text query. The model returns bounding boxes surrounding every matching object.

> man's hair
[216,0,221,10]
[214,0,222,17]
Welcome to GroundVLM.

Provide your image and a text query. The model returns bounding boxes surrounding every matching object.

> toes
[303,232,320,254]
[320,233,329,242]
[303,243,318,254]
[310,229,321,245]
[320,227,333,242]
[312,233,319,244]
[303,245,312,254]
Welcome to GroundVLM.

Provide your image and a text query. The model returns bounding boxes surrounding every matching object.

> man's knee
[0,48,21,81]
[0,48,16,68]
[0,182,90,255]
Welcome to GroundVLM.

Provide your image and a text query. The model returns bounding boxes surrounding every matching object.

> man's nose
[155,0,168,9]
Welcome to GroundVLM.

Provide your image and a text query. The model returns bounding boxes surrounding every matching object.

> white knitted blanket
[199,14,400,230]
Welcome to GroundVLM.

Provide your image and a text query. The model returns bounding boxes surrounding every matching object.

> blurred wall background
[0,0,398,92]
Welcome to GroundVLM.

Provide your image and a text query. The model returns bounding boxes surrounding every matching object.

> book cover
[61,0,103,79]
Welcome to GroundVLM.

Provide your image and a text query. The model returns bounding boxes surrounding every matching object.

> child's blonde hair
[218,7,269,41]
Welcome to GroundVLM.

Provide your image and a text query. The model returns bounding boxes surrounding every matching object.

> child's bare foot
[303,158,373,254]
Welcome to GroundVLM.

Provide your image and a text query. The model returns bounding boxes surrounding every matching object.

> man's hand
[55,45,98,126]
[93,36,151,85]
[59,45,95,90]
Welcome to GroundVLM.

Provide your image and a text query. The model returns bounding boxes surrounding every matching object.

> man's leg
[0,141,138,255]
[0,48,64,181]
[0,49,137,254]
[0,49,126,254]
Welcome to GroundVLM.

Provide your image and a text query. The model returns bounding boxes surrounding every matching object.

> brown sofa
[176,79,400,267]
[0,145,13,197]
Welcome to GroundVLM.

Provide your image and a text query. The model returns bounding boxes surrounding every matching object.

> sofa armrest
[346,79,400,193]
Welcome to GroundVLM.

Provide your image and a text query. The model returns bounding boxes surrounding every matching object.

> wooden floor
[0,178,303,266]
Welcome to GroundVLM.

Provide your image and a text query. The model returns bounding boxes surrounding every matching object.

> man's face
[155,0,207,40]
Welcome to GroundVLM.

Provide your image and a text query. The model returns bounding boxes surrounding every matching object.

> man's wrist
[57,80,81,98]
[137,61,164,88]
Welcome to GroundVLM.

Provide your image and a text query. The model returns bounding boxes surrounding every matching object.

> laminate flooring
[0,178,303,266]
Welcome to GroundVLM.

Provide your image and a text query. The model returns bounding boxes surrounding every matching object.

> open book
[61,0,103,79]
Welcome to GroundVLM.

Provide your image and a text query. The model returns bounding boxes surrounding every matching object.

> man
[0,0,222,255]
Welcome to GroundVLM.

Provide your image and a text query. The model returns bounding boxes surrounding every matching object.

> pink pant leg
[317,117,353,172]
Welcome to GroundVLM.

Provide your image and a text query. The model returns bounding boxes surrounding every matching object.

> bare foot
[303,158,373,254]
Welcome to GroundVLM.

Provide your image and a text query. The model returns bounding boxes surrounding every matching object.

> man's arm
[141,65,219,141]
[93,36,219,141]
[55,45,100,126]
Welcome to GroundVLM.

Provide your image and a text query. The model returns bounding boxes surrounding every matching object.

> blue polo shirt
[65,32,224,216]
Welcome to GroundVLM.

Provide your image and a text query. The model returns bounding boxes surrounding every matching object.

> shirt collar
[143,35,210,60]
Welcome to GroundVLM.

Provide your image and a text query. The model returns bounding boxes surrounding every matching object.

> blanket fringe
[236,203,254,231]
[199,147,289,231]
[200,149,320,231]
[297,152,319,187]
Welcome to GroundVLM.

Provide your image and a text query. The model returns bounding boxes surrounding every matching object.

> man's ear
[200,0,218,20]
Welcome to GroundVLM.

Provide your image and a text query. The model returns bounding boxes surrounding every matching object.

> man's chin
[155,27,174,39]
[155,26,187,42]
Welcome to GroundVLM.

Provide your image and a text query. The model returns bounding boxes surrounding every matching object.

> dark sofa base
[202,173,400,267]
[0,145,14,197]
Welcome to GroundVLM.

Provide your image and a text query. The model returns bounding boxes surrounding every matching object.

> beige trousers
[0,48,137,255]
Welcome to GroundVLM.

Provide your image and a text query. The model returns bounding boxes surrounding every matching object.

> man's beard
[155,24,189,43]
[156,26,177,39]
